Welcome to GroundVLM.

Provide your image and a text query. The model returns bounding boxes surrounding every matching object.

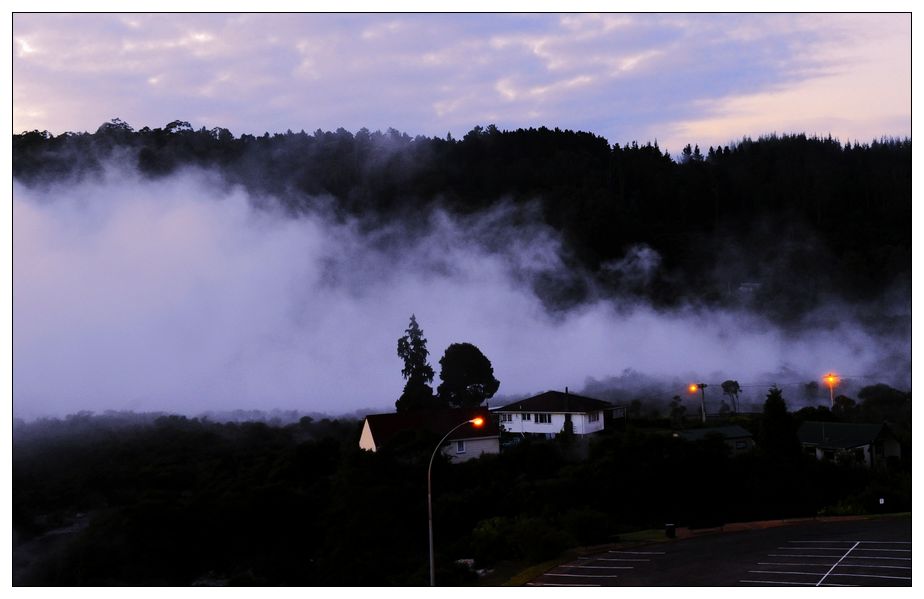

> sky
[7,7,916,419]
[11,11,911,153]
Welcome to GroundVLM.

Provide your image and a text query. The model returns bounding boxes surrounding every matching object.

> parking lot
[527,515,911,586]
[528,549,666,586]
[738,538,911,586]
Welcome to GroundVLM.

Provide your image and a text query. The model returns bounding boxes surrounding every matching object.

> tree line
[13,120,911,318]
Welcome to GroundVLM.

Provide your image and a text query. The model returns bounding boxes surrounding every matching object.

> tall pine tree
[758,386,800,460]
[395,315,441,412]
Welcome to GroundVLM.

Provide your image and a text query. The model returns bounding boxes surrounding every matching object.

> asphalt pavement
[527,515,911,587]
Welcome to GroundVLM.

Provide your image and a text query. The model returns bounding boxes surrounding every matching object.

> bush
[560,507,612,545]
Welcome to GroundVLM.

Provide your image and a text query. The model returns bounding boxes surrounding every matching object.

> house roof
[363,407,499,449]
[798,421,887,449]
[494,391,613,414]
[678,425,753,442]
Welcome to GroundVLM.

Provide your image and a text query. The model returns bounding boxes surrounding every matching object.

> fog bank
[13,168,910,419]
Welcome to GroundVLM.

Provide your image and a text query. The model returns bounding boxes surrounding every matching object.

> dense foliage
[13,121,911,318]
[13,384,910,586]
[437,343,500,408]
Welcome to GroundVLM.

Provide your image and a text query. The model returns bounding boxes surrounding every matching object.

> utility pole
[698,383,708,423]
[689,383,708,423]
[824,373,839,408]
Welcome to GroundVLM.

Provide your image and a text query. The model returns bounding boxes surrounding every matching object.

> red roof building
[359,407,500,462]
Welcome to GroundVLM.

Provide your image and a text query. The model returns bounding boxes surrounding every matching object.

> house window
[735,440,747,450]
[587,412,600,422]
[500,413,512,422]
[522,413,531,421]
[456,440,466,454]
[536,414,551,424]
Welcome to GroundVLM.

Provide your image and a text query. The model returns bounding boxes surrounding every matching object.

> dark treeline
[13,120,911,318]
[12,384,911,586]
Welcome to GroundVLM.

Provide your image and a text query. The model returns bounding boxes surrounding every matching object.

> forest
[11,383,911,586]
[13,120,911,320]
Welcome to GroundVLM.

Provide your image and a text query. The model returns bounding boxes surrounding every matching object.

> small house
[676,425,755,455]
[493,390,615,438]
[797,421,901,468]
[359,407,500,463]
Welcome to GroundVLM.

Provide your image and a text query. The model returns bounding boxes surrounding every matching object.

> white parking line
[528,583,601,586]
[824,573,911,581]
[749,569,832,577]
[816,540,859,586]
[748,569,913,581]
[581,557,650,562]
[739,579,857,586]
[758,562,911,570]
[608,550,664,555]
[768,553,910,560]
[558,565,634,570]
[545,573,621,578]
[778,546,910,552]
[790,540,910,544]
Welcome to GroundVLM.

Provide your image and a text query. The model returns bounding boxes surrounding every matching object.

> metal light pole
[824,373,839,408]
[689,383,708,423]
[698,384,708,423]
[428,416,484,586]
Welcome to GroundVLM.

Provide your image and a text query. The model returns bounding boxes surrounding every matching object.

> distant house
[359,407,500,463]
[493,390,615,438]
[676,425,755,456]
[798,421,901,468]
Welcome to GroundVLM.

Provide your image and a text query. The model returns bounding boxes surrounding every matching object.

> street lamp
[428,416,484,586]
[689,383,708,423]
[823,372,840,408]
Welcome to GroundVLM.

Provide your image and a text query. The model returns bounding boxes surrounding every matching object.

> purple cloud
[13,13,909,152]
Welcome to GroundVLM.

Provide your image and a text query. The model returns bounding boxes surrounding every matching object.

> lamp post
[428,416,484,586]
[689,383,708,423]
[823,373,839,408]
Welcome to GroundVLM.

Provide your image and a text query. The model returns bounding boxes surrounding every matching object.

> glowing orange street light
[689,383,708,423]
[428,416,485,586]
[823,373,840,408]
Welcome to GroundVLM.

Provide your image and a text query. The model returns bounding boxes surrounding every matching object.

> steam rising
[13,168,910,419]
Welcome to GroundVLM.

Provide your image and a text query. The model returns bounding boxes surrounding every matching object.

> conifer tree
[395,315,439,412]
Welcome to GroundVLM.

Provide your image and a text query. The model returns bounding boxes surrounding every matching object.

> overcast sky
[12,12,910,152]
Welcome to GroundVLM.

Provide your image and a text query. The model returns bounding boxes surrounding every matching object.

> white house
[493,390,615,438]
[359,407,500,463]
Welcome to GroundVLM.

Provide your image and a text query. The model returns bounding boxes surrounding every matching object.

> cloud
[12,13,909,150]
[657,14,911,151]
[12,167,909,419]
